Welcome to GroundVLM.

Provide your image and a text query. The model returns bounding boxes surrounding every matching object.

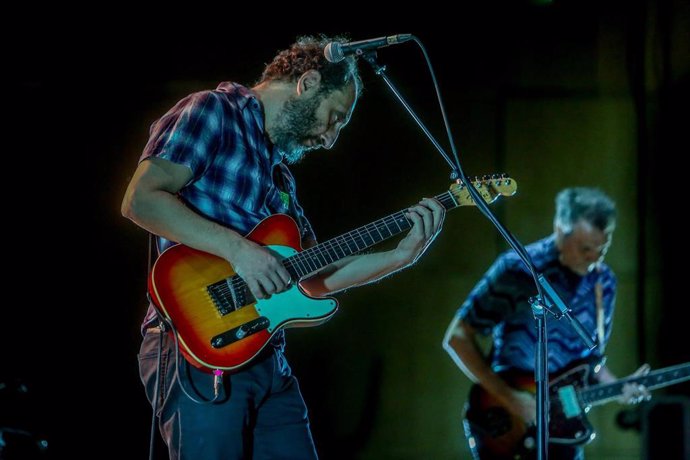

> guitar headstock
[450,174,517,206]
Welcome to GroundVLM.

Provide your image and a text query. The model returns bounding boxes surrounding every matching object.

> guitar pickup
[207,279,247,316]
[210,317,270,348]
[558,385,583,417]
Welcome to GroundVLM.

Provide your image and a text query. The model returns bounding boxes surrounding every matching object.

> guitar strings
[220,191,458,300]
[211,178,511,314]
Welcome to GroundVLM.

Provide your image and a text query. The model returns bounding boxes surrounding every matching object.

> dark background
[4,1,690,458]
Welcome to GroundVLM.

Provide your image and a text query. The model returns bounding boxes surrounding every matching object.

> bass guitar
[463,361,690,459]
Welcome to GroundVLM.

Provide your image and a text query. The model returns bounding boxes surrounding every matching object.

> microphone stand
[360,50,596,460]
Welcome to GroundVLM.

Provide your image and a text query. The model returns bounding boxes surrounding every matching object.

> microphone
[324,34,412,63]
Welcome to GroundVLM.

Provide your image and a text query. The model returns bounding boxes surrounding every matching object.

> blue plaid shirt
[139,82,316,342]
[457,236,616,374]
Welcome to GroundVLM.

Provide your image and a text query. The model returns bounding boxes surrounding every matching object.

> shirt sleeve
[457,254,535,335]
[141,91,225,182]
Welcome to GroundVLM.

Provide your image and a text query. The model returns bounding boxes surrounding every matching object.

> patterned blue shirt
[139,82,316,343]
[457,235,616,374]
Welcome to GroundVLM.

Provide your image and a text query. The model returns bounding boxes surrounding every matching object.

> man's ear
[297,70,322,96]
[554,223,566,247]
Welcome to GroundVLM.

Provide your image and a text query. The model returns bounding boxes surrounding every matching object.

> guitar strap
[147,233,170,330]
[273,165,295,216]
[273,164,317,248]
[595,269,605,353]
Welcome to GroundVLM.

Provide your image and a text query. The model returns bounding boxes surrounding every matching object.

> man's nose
[320,125,343,150]
[585,250,601,263]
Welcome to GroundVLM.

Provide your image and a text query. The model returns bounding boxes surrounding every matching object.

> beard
[270,93,324,164]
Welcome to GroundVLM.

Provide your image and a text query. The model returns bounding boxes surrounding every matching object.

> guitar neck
[580,362,690,406]
[283,191,458,279]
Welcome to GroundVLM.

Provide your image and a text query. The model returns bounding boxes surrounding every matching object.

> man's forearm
[443,319,518,406]
[300,250,409,296]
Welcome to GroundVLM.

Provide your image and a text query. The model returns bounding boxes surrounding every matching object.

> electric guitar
[148,175,517,372]
[463,361,690,459]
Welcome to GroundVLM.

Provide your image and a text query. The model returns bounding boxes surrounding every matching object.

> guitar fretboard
[580,362,690,406]
[282,191,458,279]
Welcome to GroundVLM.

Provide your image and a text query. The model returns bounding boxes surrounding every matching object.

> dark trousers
[138,329,318,460]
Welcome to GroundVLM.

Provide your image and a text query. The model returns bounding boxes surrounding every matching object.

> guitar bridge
[210,317,270,348]
[207,276,248,315]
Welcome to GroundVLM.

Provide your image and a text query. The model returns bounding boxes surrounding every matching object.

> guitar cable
[146,304,225,459]
[169,319,225,404]
[147,235,160,460]
[145,235,224,460]
[148,310,164,460]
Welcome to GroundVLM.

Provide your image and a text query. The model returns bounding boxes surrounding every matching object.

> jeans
[138,328,318,460]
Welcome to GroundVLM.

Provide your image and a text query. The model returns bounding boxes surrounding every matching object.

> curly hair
[554,187,617,234]
[259,35,362,96]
